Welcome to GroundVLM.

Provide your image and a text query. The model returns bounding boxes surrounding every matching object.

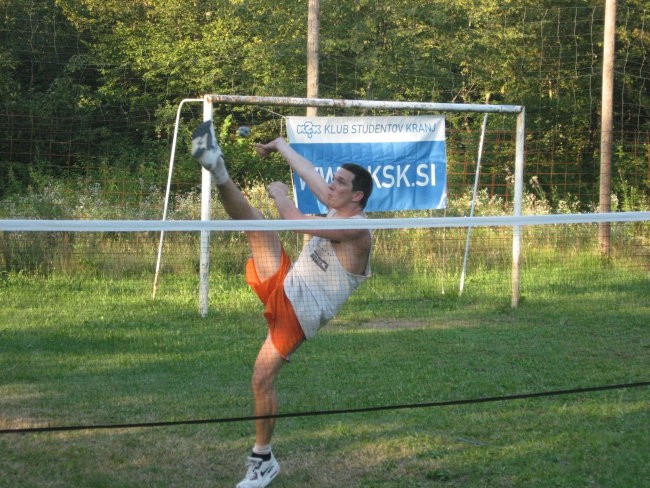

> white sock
[207,151,229,186]
[252,443,272,457]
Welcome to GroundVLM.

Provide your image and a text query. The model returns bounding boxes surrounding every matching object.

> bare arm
[256,138,329,205]
[267,182,369,243]
[267,181,309,220]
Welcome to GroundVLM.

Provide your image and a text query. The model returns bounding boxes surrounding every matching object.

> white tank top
[284,218,371,339]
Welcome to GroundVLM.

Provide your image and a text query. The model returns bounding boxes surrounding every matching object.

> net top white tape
[0,212,647,232]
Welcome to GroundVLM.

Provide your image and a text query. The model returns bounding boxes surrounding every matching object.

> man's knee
[252,363,277,394]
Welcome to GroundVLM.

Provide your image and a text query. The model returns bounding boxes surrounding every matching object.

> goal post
[513,108,526,307]
[198,101,214,317]
[196,94,526,313]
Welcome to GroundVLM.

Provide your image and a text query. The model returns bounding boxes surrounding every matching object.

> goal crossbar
[205,94,524,114]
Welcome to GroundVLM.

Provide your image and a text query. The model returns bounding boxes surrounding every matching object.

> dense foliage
[0,0,648,205]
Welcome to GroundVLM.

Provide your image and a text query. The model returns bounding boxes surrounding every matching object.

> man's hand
[268,181,304,220]
[256,136,329,204]
[267,181,290,201]
[255,138,284,159]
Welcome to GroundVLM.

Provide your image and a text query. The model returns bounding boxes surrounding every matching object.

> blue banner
[286,116,447,213]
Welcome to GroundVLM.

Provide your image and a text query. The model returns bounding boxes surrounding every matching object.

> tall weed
[0,176,647,276]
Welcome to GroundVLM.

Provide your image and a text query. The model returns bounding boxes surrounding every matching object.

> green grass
[0,248,648,487]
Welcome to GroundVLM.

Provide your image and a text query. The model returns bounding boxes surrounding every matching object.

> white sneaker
[191,121,228,184]
[235,454,280,488]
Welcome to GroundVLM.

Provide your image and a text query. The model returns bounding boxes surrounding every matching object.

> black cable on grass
[1,381,647,435]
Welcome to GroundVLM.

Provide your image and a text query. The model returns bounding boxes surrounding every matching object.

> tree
[0,0,646,204]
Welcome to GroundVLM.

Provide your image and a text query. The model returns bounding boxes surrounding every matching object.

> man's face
[327,168,360,208]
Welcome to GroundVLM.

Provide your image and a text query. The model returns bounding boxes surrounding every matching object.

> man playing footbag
[191,120,373,488]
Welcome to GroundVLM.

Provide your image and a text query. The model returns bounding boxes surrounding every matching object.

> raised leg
[192,121,282,280]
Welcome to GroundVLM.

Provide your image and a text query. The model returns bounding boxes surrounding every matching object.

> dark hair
[341,163,373,209]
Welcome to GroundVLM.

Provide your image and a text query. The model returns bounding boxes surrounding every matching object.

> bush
[0,171,647,277]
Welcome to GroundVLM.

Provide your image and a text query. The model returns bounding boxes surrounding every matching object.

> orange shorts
[245,250,305,360]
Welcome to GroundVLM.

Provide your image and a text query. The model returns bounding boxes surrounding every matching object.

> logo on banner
[296,120,321,138]
[287,116,447,214]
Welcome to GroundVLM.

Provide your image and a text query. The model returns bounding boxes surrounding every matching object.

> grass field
[0,227,649,487]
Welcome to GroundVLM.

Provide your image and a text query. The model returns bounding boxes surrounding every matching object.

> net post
[199,97,213,317]
[511,108,526,308]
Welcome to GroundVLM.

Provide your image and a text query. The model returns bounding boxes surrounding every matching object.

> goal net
[153,95,526,316]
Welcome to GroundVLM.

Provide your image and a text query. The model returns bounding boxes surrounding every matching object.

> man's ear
[352,190,364,203]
